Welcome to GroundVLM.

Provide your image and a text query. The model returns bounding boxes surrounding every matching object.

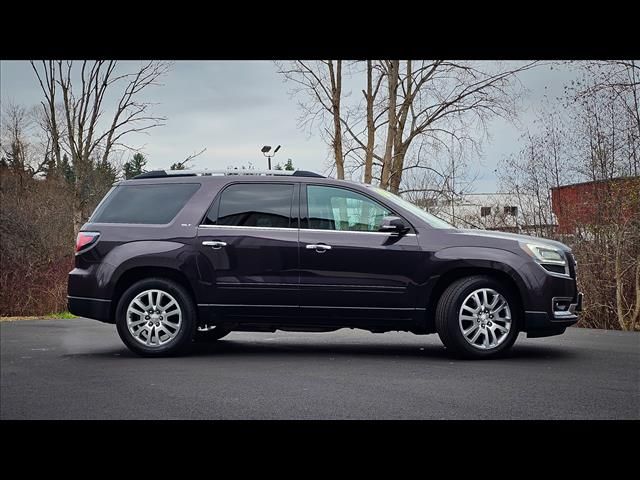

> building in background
[551,177,640,235]
[429,192,556,234]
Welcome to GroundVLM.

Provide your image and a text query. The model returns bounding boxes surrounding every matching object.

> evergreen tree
[284,159,294,171]
[59,154,75,184]
[95,157,117,184]
[123,153,147,179]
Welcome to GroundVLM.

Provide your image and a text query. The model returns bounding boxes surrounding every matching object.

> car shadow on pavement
[63,338,576,361]
[189,339,576,361]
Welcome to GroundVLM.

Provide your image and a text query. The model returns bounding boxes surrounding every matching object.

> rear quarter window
[203,183,294,228]
[90,183,200,224]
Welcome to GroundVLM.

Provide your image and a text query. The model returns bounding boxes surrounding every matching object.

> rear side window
[204,183,294,228]
[90,183,200,224]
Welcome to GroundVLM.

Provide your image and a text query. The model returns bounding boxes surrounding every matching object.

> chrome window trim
[197,224,416,236]
[305,228,417,237]
[198,224,296,232]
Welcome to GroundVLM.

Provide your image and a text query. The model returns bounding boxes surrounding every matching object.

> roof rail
[132,169,325,180]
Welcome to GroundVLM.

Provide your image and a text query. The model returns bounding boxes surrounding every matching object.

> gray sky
[0,60,579,191]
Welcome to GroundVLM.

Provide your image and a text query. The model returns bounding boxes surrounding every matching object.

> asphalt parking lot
[1,318,638,419]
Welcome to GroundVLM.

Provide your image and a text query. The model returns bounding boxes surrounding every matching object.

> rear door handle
[202,241,227,249]
[306,244,332,253]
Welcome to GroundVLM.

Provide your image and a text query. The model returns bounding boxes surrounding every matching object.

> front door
[298,184,423,319]
[196,182,299,317]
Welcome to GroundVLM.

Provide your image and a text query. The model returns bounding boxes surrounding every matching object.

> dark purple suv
[68,169,583,358]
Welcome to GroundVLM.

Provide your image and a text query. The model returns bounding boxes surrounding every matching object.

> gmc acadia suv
[68,169,583,358]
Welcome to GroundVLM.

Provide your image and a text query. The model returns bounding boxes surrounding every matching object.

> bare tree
[338,61,387,183]
[1,103,31,173]
[280,60,536,193]
[399,138,478,224]
[30,60,170,233]
[375,61,538,193]
[567,62,640,331]
[170,147,206,170]
[276,60,346,178]
[499,112,573,238]
[566,61,640,182]
[498,61,640,331]
[362,60,385,183]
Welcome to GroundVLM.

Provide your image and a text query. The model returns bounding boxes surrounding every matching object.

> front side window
[206,183,294,228]
[90,183,200,224]
[306,185,392,232]
[371,187,454,229]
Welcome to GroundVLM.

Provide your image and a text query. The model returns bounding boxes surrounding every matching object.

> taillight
[75,231,100,252]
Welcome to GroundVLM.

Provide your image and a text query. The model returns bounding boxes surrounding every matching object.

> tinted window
[306,185,392,231]
[90,183,200,224]
[207,183,294,228]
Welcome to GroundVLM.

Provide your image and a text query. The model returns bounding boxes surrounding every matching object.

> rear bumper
[68,296,113,323]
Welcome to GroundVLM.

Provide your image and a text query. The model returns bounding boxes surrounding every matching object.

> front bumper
[524,292,583,338]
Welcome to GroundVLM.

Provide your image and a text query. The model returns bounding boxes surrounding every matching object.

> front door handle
[306,244,332,253]
[202,241,227,250]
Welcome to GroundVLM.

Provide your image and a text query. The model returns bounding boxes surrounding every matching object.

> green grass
[45,311,77,319]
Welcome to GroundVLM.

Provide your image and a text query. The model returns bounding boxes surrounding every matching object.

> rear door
[196,182,299,317]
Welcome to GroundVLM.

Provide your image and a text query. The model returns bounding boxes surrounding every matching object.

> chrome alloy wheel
[458,288,512,350]
[126,289,182,347]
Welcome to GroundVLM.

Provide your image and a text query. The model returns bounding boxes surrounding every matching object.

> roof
[550,176,639,191]
[119,169,365,188]
[132,169,325,180]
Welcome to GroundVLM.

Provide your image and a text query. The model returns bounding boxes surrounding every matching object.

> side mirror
[378,216,410,235]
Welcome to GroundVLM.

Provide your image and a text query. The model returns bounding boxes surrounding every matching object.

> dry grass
[0,312,77,322]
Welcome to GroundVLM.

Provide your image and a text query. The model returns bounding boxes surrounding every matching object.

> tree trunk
[388,61,413,194]
[364,60,375,184]
[72,208,83,238]
[329,61,344,179]
[614,229,628,330]
[389,146,407,194]
[380,60,399,190]
[333,112,344,179]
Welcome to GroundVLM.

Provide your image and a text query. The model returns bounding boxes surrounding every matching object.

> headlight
[521,243,566,265]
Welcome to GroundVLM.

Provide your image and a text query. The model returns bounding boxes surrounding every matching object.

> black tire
[115,277,197,357]
[194,326,231,342]
[435,275,520,359]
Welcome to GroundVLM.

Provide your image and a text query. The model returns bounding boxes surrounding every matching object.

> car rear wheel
[435,275,520,359]
[116,278,197,357]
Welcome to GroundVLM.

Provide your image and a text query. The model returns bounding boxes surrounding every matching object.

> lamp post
[261,145,281,170]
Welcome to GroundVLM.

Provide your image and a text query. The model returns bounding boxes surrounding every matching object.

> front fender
[427,246,534,309]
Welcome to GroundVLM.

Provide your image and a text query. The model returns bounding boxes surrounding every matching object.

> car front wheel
[435,275,520,359]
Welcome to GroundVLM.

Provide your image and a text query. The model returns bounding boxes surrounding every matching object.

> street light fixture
[261,144,281,169]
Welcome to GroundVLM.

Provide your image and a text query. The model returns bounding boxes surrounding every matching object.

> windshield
[372,187,455,229]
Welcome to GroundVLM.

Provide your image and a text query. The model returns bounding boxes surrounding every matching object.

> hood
[452,229,572,253]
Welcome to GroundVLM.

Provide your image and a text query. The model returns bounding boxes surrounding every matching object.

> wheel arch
[110,266,197,321]
[423,267,525,333]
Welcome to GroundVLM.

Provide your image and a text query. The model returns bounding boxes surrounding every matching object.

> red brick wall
[551,178,640,234]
